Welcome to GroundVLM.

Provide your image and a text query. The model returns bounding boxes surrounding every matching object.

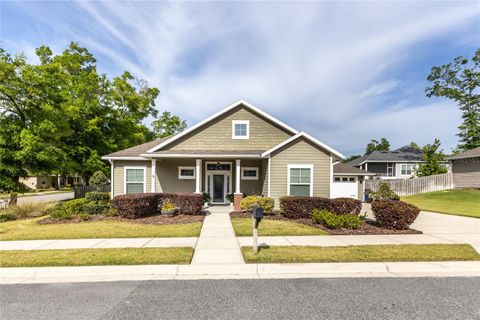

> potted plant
[225,193,234,206]
[203,192,211,207]
[161,199,178,217]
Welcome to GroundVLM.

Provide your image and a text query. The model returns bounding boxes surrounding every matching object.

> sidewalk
[191,206,244,264]
[1,261,479,284]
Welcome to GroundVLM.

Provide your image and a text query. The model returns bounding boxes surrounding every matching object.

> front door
[212,175,225,203]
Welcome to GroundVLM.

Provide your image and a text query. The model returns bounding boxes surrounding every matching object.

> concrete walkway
[191,205,244,264]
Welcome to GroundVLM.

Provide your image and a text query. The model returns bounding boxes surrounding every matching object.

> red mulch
[229,211,422,235]
[39,213,205,225]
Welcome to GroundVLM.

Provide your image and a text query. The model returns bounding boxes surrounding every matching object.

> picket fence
[365,172,453,196]
[74,184,110,198]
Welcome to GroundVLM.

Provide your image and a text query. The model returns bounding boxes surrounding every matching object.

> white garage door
[332,176,358,199]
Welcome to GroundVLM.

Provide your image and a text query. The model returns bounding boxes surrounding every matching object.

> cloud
[2,1,478,155]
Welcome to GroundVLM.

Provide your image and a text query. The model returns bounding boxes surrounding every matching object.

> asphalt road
[1,277,479,320]
[17,192,74,204]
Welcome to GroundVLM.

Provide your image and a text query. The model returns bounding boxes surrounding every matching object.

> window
[178,166,195,179]
[387,163,394,177]
[232,120,250,139]
[288,165,313,196]
[333,176,356,182]
[241,167,259,180]
[207,163,231,171]
[125,167,145,194]
[401,164,413,175]
[334,177,341,182]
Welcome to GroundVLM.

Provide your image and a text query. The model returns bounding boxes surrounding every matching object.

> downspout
[109,159,114,199]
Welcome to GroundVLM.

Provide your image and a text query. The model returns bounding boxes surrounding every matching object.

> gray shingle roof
[333,163,375,175]
[347,149,424,165]
[447,146,480,160]
[102,136,173,158]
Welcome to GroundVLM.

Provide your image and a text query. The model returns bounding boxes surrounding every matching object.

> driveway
[17,192,74,204]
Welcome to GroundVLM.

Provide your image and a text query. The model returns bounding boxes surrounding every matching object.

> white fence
[365,172,453,196]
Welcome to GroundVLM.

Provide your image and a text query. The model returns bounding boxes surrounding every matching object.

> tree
[417,139,448,176]
[152,111,187,138]
[89,171,109,189]
[343,154,361,163]
[0,43,173,192]
[426,49,480,151]
[408,142,421,151]
[366,138,390,154]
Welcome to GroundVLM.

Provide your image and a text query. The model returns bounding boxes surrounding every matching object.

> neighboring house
[102,100,369,209]
[19,175,82,190]
[332,163,375,200]
[447,147,480,189]
[348,146,450,179]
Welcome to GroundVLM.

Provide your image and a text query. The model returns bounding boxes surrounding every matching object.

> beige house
[447,147,480,189]
[102,100,371,208]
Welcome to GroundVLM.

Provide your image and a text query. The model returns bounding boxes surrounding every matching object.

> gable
[161,105,294,151]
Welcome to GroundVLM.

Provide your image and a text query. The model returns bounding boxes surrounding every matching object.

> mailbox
[252,204,264,220]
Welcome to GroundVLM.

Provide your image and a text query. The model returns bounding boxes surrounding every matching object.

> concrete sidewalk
[191,206,244,264]
[1,261,479,284]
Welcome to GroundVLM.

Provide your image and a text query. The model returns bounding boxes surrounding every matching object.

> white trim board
[101,156,148,160]
[146,100,299,153]
[123,166,147,194]
[232,120,250,139]
[139,154,261,159]
[261,131,344,159]
[287,164,314,197]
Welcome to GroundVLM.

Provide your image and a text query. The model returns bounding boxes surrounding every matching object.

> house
[347,146,450,179]
[19,175,83,190]
[332,163,375,200]
[102,100,372,209]
[447,147,480,189]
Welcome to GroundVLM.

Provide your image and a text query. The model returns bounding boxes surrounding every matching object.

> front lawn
[242,244,480,263]
[402,189,480,218]
[0,247,193,267]
[231,217,327,236]
[0,217,202,240]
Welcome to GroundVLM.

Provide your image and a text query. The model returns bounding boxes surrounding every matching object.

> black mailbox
[252,204,264,220]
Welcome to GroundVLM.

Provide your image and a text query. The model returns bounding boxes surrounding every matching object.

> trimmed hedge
[112,192,203,218]
[240,196,274,214]
[371,200,420,230]
[112,193,160,219]
[85,192,110,203]
[312,209,363,229]
[280,196,362,219]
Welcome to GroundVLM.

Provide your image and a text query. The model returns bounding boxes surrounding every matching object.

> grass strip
[0,247,194,267]
[231,217,327,236]
[242,244,480,263]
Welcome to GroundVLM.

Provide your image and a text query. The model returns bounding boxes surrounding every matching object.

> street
[1,277,479,320]
[17,192,74,204]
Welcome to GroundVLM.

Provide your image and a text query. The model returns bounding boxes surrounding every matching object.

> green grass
[0,247,193,267]
[0,217,202,240]
[231,217,327,236]
[242,244,480,263]
[402,189,480,218]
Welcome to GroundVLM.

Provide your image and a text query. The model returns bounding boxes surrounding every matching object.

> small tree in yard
[89,171,109,190]
[417,139,448,177]
[369,182,399,201]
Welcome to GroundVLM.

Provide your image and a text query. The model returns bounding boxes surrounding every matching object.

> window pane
[235,124,247,136]
[243,170,257,177]
[126,183,143,194]
[181,169,194,176]
[334,177,340,182]
[290,168,301,183]
[349,177,355,182]
[126,169,143,182]
[290,184,310,196]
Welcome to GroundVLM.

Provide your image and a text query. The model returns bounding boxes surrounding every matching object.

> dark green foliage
[417,139,448,176]
[311,209,363,229]
[366,138,390,154]
[83,203,109,215]
[152,111,187,138]
[89,171,109,189]
[369,182,400,201]
[426,49,480,151]
[0,213,16,222]
[85,192,110,203]
[371,200,420,230]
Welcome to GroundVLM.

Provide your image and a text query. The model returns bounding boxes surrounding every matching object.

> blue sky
[1,1,479,156]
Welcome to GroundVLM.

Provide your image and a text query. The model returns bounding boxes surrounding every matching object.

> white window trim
[400,163,413,176]
[333,176,357,182]
[178,166,196,179]
[241,167,259,180]
[124,166,146,194]
[232,120,250,139]
[287,164,314,196]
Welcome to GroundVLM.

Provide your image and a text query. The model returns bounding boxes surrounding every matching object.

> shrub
[112,193,160,219]
[83,202,109,215]
[162,193,203,215]
[85,192,110,203]
[240,196,274,214]
[0,213,16,222]
[103,207,119,217]
[311,209,363,229]
[371,200,420,230]
[369,182,400,201]
[5,201,55,219]
[280,196,331,219]
[89,171,109,189]
[330,198,362,215]
[61,198,89,215]
[49,207,74,220]
[78,213,90,221]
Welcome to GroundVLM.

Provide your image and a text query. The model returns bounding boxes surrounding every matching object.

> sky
[1,1,479,156]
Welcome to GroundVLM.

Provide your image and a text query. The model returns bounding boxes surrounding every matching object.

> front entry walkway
[191,206,244,265]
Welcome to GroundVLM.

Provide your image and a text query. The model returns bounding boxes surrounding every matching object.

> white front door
[332,176,358,199]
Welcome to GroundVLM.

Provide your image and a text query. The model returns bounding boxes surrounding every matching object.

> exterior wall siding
[164,106,293,151]
[452,158,480,188]
[239,159,264,196]
[269,138,331,208]
[155,159,196,193]
[113,160,151,196]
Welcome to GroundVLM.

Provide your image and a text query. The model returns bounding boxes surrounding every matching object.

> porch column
[235,159,241,194]
[151,159,156,192]
[195,159,202,193]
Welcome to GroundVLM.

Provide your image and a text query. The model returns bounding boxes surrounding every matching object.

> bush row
[311,209,363,229]
[371,199,420,230]
[49,193,116,220]
[280,196,362,219]
[112,192,203,219]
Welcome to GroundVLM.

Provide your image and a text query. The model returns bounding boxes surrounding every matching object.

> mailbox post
[252,203,263,254]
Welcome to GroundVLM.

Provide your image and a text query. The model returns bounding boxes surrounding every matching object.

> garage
[332,163,375,200]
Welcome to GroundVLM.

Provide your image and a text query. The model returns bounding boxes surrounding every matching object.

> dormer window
[232,120,250,139]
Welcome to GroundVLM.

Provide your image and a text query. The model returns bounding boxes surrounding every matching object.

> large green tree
[0,43,168,191]
[365,138,390,154]
[417,139,448,177]
[152,111,187,138]
[426,49,480,151]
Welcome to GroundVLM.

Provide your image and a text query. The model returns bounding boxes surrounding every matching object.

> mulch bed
[229,211,422,235]
[39,213,205,225]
